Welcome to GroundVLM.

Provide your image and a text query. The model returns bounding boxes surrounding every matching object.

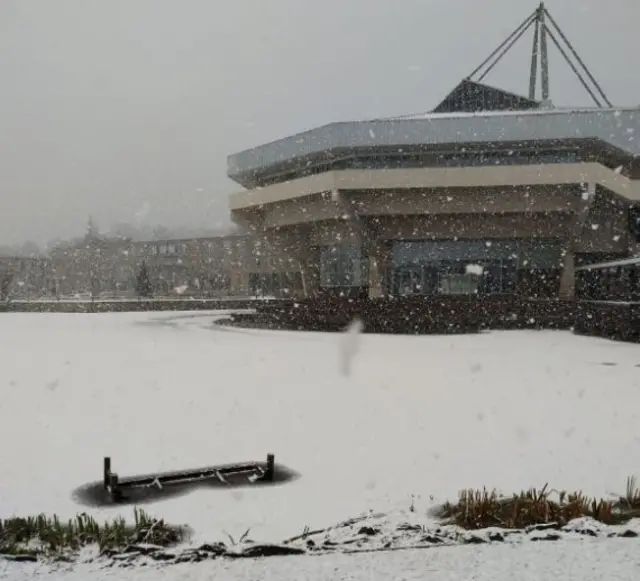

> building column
[367,240,391,299]
[558,249,575,299]
[368,241,384,298]
[299,247,320,299]
[286,228,318,299]
[559,182,596,299]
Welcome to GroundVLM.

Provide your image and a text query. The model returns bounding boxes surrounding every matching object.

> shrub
[438,478,640,530]
[0,508,185,558]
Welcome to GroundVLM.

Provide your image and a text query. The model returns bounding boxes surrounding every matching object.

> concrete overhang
[229,162,640,212]
[575,256,640,271]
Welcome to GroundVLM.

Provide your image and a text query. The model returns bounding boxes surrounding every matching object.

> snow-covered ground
[4,537,640,580]
[1,311,639,576]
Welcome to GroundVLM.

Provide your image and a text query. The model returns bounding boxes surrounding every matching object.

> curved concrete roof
[227,107,640,178]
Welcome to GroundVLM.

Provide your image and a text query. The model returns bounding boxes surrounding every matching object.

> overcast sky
[1,0,638,246]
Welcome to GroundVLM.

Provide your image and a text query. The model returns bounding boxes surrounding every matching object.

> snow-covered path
[1,311,639,545]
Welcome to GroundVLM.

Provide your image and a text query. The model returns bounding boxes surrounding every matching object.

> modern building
[226,5,640,301]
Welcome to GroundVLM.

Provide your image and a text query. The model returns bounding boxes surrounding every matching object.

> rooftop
[227,107,640,184]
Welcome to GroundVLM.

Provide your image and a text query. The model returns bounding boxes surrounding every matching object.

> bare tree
[0,271,14,301]
[136,261,153,298]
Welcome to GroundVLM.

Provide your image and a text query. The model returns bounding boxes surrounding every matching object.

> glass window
[320,244,366,287]
[439,273,480,295]
[387,239,562,297]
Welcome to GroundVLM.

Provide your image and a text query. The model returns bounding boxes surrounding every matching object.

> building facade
[49,235,134,297]
[44,232,250,299]
[0,256,51,300]
[129,234,250,296]
[226,81,640,300]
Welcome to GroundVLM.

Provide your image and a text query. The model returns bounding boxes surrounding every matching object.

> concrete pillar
[558,249,575,299]
[560,182,596,299]
[368,241,384,298]
[300,248,320,299]
[576,182,596,226]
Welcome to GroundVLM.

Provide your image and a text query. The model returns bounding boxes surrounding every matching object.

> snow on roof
[375,106,640,122]
[228,106,640,178]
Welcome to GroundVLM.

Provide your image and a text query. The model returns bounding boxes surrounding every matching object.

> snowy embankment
[0,311,639,567]
[5,527,640,581]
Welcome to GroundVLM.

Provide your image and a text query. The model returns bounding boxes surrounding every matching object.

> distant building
[49,233,134,297]
[44,231,251,298]
[0,256,51,299]
[130,233,250,296]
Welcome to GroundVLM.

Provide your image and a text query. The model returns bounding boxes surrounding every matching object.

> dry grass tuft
[0,508,185,558]
[623,476,640,507]
[439,478,640,530]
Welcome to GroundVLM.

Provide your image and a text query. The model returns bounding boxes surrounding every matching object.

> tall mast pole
[528,6,540,100]
[539,3,550,101]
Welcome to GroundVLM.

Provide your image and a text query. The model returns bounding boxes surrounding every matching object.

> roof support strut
[468,2,612,107]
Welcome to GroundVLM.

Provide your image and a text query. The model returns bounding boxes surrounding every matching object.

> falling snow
[339,318,364,377]
[465,263,484,276]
